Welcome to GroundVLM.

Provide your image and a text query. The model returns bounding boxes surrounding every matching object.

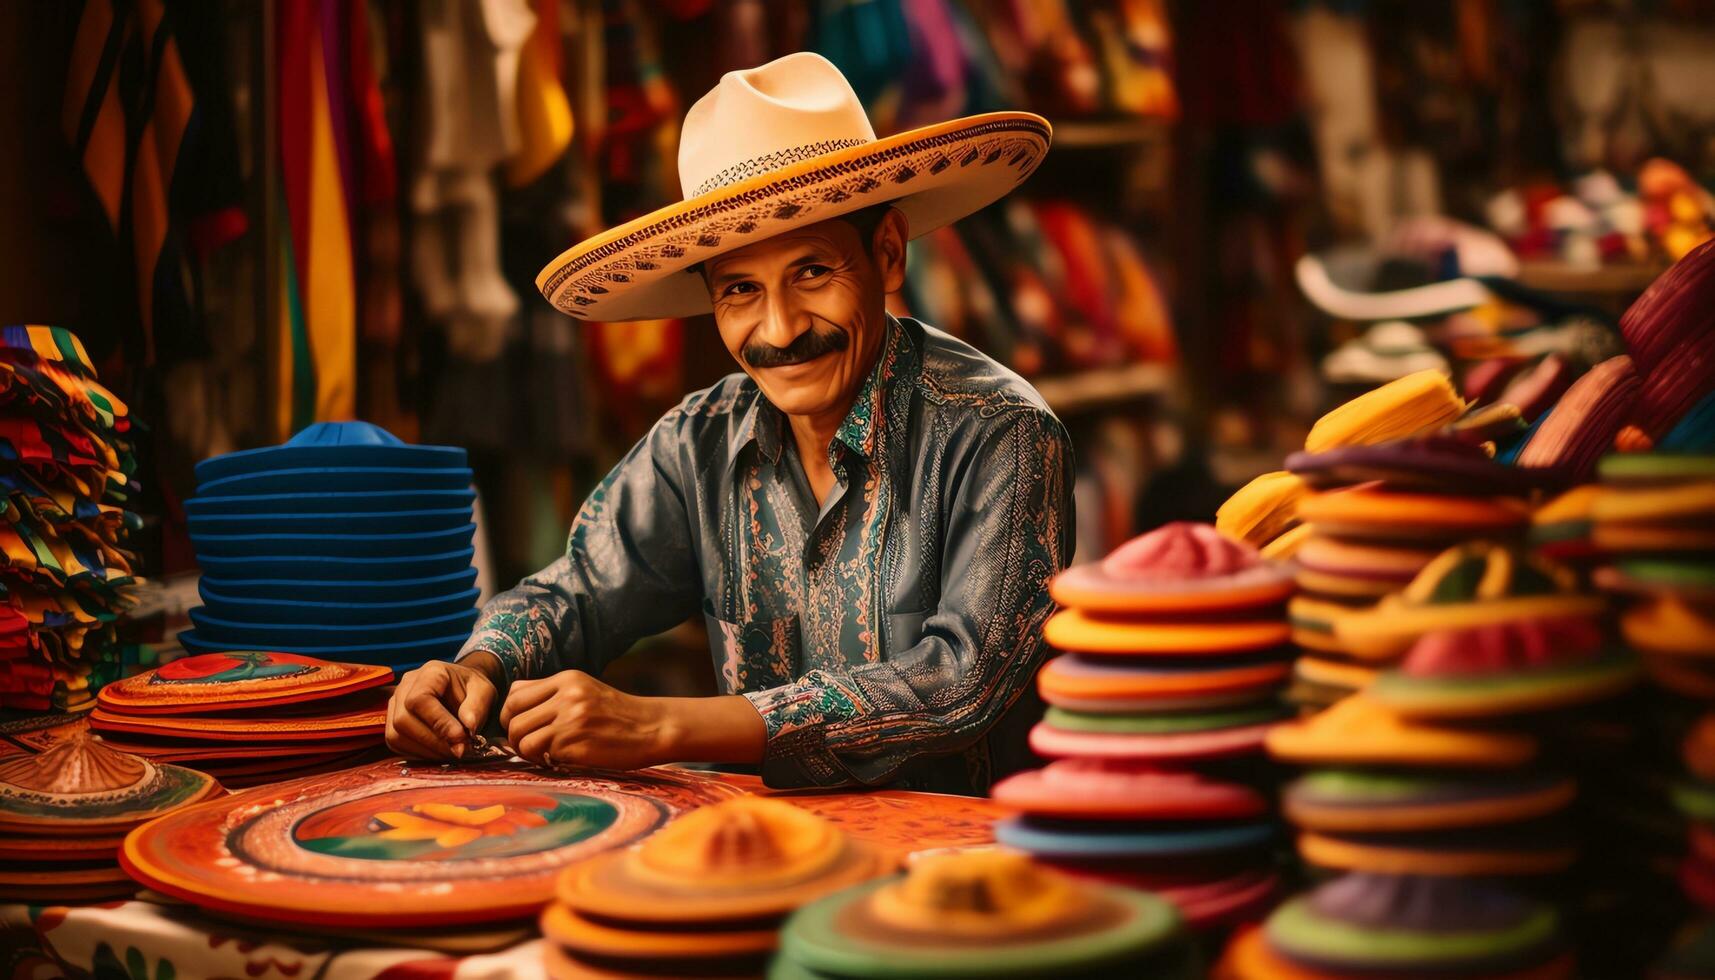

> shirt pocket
[702,598,800,695]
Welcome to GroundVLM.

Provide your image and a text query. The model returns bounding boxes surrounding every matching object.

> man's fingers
[514,727,556,763]
[395,696,466,759]
[500,676,558,727]
[456,678,496,735]
[504,698,565,749]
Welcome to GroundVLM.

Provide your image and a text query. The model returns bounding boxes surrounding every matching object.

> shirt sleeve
[456,404,702,687]
[741,408,1075,788]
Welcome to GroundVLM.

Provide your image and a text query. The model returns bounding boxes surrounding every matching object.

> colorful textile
[462,318,1074,794]
[0,327,137,712]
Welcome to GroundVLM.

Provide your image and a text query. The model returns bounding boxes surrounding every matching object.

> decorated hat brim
[536,112,1051,322]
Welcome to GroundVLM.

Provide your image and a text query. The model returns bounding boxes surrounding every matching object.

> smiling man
[386,52,1072,794]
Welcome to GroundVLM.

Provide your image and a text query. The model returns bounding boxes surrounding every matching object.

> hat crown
[678,52,877,199]
[285,421,405,449]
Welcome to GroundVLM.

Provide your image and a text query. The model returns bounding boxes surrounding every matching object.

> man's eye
[796,265,831,281]
[723,282,759,297]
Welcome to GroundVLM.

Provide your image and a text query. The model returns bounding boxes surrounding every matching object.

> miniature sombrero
[1258,874,1567,977]
[992,759,1268,822]
[196,422,465,483]
[1048,522,1292,615]
[535,52,1050,322]
[1283,769,1576,833]
[0,732,221,836]
[773,851,1195,979]
[556,797,886,924]
[1369,618,1639,719]
[1038,654,1292,704]
[1266,693,1536,768]
[1296,487,1530,542]
[1334,542,1604,660]
[1297,823,1577,877]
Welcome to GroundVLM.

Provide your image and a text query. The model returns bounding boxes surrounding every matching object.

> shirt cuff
[456,632,519,688]
[742,673,865,789]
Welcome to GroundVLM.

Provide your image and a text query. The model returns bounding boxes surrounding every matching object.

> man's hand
[500,670,670,770]
[386,658,499,760]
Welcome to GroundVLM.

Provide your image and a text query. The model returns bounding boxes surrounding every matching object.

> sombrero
[534,52,1050,322]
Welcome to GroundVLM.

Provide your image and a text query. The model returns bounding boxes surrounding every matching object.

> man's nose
[754,291,812,351]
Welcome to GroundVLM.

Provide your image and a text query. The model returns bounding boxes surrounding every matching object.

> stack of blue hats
[180,423,480,672]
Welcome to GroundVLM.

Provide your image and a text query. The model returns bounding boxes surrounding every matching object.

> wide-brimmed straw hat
[536,51,1051,322]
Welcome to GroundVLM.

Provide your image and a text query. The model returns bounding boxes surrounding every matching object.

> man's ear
[871,207,909,294]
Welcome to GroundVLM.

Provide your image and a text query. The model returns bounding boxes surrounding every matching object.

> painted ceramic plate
[97,651,394,715]
[120,758,740,927]
[90,687,387,741]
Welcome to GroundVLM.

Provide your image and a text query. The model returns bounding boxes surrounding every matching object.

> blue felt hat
[188,606,481,646]
[195,422,467,484]
[198,585,480,627]
[198,466,474,497]
[195,547,476,581]
[189,524,476,559]
[177,629,467,671]
[196,568,479,603]
[185,489,477,517]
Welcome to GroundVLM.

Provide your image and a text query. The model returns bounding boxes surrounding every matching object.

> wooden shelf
[1514,260,1665,295]
[1029,362,1176,415]
[1049,117,1170,149]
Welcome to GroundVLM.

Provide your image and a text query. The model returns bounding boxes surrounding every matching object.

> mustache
[743,327,849,368]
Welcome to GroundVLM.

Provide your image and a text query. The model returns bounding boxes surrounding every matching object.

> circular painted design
[121,758,739,927]
[155,651,316,684]
[100,652,393,715]
[289,786,620,864]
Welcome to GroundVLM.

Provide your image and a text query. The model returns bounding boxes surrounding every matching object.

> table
[0,769,1007,980]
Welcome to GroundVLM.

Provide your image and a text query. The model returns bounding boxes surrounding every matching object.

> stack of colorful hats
[87,651,392,787]
[1283,421,1547,708]
[0,325,139,714]
[182,422,478,671]
[991,522,1290,928]
[1218,874,1573,979]
[774,850,1200,979]
[542,798,885,977]
[1242,543,1638,976]
[0,730,219,902]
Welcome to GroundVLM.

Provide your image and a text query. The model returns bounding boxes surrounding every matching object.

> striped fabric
[61,0,200,364]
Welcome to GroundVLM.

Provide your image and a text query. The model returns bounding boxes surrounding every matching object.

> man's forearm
[457,649,507,688]
[656,694,767,765]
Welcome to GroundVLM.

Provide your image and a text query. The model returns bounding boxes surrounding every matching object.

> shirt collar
[724,315,919,474]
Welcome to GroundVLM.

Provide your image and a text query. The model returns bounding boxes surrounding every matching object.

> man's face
[704,209,907,421]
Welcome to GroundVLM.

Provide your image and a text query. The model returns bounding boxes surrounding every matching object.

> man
[386,52,1072,794]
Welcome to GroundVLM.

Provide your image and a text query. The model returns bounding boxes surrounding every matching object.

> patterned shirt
[459,317,1075,794]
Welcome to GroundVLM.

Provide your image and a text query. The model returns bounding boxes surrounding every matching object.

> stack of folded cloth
[991,522,1291,929]
[773,849,1200,978]
[542,798,885,977]
[0,730,219,903]
[1217,874,1573,979]
[87,651,392,787]
[182,422,479,671]
[0,326,139,713]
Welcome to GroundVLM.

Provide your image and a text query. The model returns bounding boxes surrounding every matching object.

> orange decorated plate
[120,758,740,928]
[90,686,388,742]
[97,652,394,715]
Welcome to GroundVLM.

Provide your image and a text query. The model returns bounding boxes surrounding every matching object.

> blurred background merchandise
[3,0,1715,698]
